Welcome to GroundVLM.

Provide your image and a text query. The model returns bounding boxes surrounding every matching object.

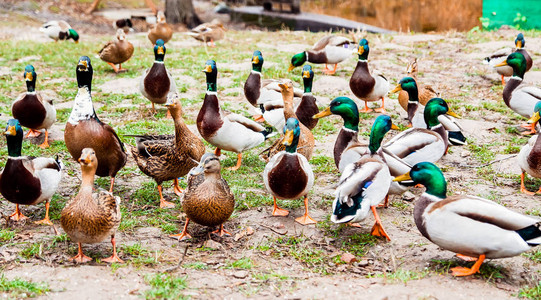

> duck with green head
[263,118,316,225]
[349,39,390,113]
[40,20,79,42]
[0,119,63,225]
[485,33,532,85]
[288,35,355,75]
[197,59,274,171]
[12,65,56,149]
[395,162,541,277]
[494,52,541,135]
[332,115,398,241]
[518,101,541,194]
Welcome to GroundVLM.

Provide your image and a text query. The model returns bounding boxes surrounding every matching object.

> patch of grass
[519,281,541,299]
[0,229,15,243]
[121,244,160,268]
[143,273,188,300]
[311,155,338,173]
[429,258,504,281]
[0,275,49,298]
[183,262,208,270]
[373,269,428,284]
[523,249,541,263]
[253,271,289,281]
[20,243,42,260]
[226,257,253,270]
[340,233,378,257]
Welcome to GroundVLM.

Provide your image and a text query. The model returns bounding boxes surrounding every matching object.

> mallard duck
[186,19,226,47]
[350,39,390,113]
[148,11,173,44]
[263,118,315,225]
[288,35,355,75]
[140,39,177,115]
[395,162,541,277]
[518,102,541,194]
[0,119,62,224]
[171,153,235,240]
[11,65,56,149]
[113,18,134,33]
[197,60,274,170]
[397,58,439,111]
[391,77,466,145]
[485,33,533,85]
[39,20,79,42]
[332,115,397,240]
[65,56,127,192]
[98,29,134,73]
[60,148,122,263]
[494,52,541,135]
[130,93,205,208]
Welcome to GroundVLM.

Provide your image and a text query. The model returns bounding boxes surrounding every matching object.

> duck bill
[287,64,295,72]
[494,61,508,68]
[278,83,289,92]
[516,40,523,49]
[157,46,164,55]
[302,70,310,78]
[528,112,541,125]
[390,85,402,94]
[252,56,259,64]
[25,72,33,81]
[77,60,88,71]
[4,126,16,136]
[203,65,212,73]
[391,124,400,130]
[446,110,461,118]
[313,107,332,119]
[189,164,205,176]
[282,129,294,146]
[358,47,364,55]
[77,156,92,165]
[393,173,411,182]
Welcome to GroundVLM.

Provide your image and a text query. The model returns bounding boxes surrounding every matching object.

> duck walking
[485,33,533,85]
[99,29,134,73]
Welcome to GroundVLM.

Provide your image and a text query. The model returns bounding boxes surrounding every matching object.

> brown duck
[397,58,438,112]
[148,11,172,44]
[171,153,235,240]
[130,93,205,208]
[60,148,123,263]
[98,29,134,73]
[65,56,127,193]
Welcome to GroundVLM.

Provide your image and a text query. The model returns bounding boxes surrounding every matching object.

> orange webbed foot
[212,225,232,237]
[170,231,192,241]
[102,254,124,263]
[370,221,391,241]
[160,199,175,209]
[70,253,92,263]
[295,214,317,225]
[253,114,265,122]
[272,206,290,217]
[346,223,362,228]
[451,254,485,277]
[35,218,53,226]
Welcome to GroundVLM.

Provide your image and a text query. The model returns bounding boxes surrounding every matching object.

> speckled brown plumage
[148,11,172,44]
[398,58,438,111]
[98,29,134,65]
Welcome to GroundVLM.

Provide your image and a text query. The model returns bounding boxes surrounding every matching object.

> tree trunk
[165,0,202,28]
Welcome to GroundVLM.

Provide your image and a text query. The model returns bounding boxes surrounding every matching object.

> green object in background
[482,0,541,29]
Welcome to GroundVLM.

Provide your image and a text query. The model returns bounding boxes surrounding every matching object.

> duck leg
[9,204,28,222]
[25,129,42,138]
[151,103,157,114]
[38,130,50,149]
[173,178,183,196]
[170,218,192,241]
[358,101,373,113]
[214,147,221,156]
[212,224,232,237]
[451,254,485,276]
[295,196,317,225]
[370,206,391,241]
[520,122,537,135]
[374,97,386,113]
[456,253,478,261]
[102,235,124,263]
[35,201,53,226]
[272,196,289,217]
[109,177,115,193]
[377,195,389,208]
[157,185,175,208]
[227,153,242,171]
[520,172,535,195]
[71,242,92,263]
[323,64,338,75]
[107,62,120,73]
[501,75,505,86]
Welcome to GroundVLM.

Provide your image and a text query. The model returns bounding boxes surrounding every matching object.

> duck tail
[261,126,276,140]
[448,131,467,145]
[516,222,541,246]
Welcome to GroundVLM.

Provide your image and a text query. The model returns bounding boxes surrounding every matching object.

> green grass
[519,281,541,299]
[226,257,254,270]
[0,275,49,298]
[143,273,188,300]
[0,229,15,244]
[372,269,428,284]
[20,243,42,260]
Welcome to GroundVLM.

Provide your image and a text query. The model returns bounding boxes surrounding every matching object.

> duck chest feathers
[0,158,41,205]
[197,92,224,139]
[267,153,308,199]
[13,93,46,128]
[334,127,358,168]
[350,60,375,98]
[503,77,523,108]
[144,63,170,102]
[244,71,261,107]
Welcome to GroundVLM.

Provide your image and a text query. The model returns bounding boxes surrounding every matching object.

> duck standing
[148,11,173,44]
[0,119,62,224]
[99,29,134,73]
[12,65,56,149]
[485,33,533,85]
[397,58,438,111]
[288,35,355,75]
[65,56,127,192]
[263,118,315,225]
[518,102,541,194]
[61,148,123,263]
[171,153,235,240]
[349,39,390,113]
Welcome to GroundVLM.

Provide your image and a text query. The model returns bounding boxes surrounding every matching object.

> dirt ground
[1,1,541,299]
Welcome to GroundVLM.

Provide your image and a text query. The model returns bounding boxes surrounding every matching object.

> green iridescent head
[314,97,359,131]
[23,64,37,92]
[527,101,541,127]
[4,119,23,157]
[423,98,460,128]
[154,39,166,62]
[282,118,301,153]
[203,59,218,92]
[369,115,397,154]
[251,50,263,72]
[357,39,369,60]
[302,65,314,93]
[68,29,79,42]
[289,52,307,71]
[499,52,527,78]
[515,33,525,49]
[398,162,447,198]
[391,77,418,101]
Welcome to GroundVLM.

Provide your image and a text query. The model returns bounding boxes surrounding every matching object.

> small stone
[232,270,249,279]
[272,222,285,229]
[246,226,254,235]
[401,191,416,202]
[358,259,369,267]
[341,253,357,264]
[203,239,222,250]
[460,151,470,157]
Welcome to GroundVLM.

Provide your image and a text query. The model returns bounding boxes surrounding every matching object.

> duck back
[144,63,170,103]
[12,94,46,129]
[0,159,41,205]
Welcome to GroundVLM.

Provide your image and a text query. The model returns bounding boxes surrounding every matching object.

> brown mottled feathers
[398,58,439,111]
[148,12,173,44]
[98,35,134,65]
[183,175,234,227]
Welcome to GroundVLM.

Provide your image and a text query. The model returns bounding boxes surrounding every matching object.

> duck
[113,18,134,33]
[518,102,541,195]
[391,77,466,145]
[485,33,533,85]
[383,98,454,166]
[65,56,127,193]
[260,80,315,161]
[98,29,134,73]
[39,20,79,42]
[0,119,62,224]
[60,148,123,263]
[148,11,173,44]
[197,60,274,171]
[288,35,355,75]
[139,39,177,115]
[186,19,226,47]
[494,52,541,135]
[171,153,235,240]
[263,118,316,225]
[394,162,541,277]
[130,93,205,208]
[349,39,390,113]
[397,58,439,111]
[332,115,397,241]
[11,65,56,149]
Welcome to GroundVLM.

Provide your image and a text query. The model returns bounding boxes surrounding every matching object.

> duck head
[495,52,527,79]
[288,51,307,72]
[313,96,359,131]
[157,11,167,24]
[154,39,166,62]
[116,28,127,41]
[527,101,541,128]
[394,162,447,199]
[189,153,221,177]
[164,93,184,119]
[278,79,295,104]
[203,60,218,92]
[424,98,460,128]
[302,65,314,93]
[283,118,301,153]
[515,33,525,49]
[68,29,79,43]
[24,64,37,93]
[357,39,369,60]
[406,58,418,76]
[391,77,418,102]
[251,50,264,72]
[76,56,93,91]
[4,119,23,157]
[369,115,398,154]
[78,148,98,173]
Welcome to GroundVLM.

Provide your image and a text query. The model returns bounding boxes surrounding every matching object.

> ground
[1,1,541,299]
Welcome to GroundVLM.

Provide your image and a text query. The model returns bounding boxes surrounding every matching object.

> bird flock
[2,17,541,278]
